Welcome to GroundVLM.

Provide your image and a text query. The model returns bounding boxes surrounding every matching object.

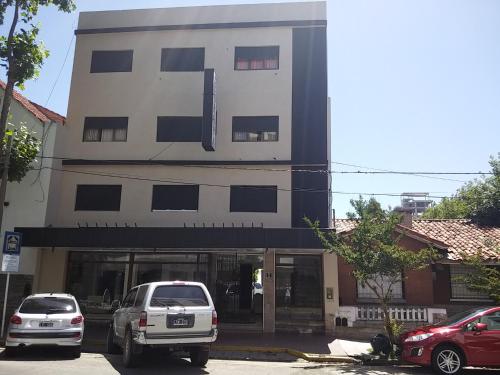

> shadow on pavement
[102,350,210,375]
[291,363,500,374]
[0,346,78,361]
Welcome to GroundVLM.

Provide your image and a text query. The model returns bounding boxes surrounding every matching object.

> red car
[401,306,500,374]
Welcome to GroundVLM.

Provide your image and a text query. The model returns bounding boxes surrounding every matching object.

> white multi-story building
[17,2,337,334]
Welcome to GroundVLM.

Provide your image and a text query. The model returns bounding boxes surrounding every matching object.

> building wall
[323,252,339,333]
[337,235,436,306]
[0,89,58,275]
[51,1,329,229]
[35,248,68,293]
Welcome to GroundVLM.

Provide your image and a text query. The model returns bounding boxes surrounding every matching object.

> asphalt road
[0,350,499,375]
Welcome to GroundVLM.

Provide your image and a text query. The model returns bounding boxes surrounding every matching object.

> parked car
[5,293,84,358]
[401,306,500,374]
[106,281,217,368]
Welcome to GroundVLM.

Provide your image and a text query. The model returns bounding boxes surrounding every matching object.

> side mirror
[474,322,487,332]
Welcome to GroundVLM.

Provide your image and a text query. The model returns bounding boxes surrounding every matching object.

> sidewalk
[212,332,364,363]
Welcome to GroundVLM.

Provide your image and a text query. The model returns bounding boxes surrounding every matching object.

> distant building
[400,192,434,216]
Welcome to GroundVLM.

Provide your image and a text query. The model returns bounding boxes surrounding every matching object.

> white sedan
[5,293,84,358]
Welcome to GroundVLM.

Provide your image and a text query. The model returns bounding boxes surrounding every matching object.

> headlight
[404,333,435,342]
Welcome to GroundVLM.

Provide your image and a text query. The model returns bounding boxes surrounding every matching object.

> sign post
[1,231,22,338]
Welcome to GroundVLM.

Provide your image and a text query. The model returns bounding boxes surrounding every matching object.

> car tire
[106,323,121,354]
[190,347,209,367]
[432,345,464,375]
[123,328,141,368]
[4,346,18,358]
[70,346,81,359]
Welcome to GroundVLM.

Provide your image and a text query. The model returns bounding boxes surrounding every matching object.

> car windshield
[434,307,490,327]
[19,297,76,314]
[150,285,209,307]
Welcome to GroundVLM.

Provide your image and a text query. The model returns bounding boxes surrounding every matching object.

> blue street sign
[2,231,22,255]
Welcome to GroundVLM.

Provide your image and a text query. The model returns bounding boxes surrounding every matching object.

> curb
[212,345,359,363]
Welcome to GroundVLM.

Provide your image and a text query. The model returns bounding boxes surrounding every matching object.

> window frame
[156,116,203,142]
[90,50,134,73]
[232,116,279,142]
[229,185,278,213]
[160,48,205,72]
[74,184,122,212]
[151,184,200,212]
[450,264,492,301]
[234,46,280,71]
[82,117,128,143]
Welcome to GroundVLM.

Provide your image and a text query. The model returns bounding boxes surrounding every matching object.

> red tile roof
[411,219,500,261]
[335,218,500,262]
[0,80,65,125]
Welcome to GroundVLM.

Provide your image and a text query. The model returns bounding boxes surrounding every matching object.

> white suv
[5,293,84,358]
[106,281,217,368]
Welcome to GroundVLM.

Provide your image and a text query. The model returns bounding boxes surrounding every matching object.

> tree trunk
[0,0,20,143]
[381,303,396,346]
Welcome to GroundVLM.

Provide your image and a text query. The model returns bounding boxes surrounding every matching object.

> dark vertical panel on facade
[156,117,202,142]
[202,69,216,151]
[291,27,329,228]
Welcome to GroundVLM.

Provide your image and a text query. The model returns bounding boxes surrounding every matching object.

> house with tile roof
[334,214,499,335]
[0,80,65,330]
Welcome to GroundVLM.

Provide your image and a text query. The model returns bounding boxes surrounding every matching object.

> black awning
[14,227,331,249]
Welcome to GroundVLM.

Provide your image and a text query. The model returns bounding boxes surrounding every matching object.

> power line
[36,156,493,177]
[44,34,75,107]
[36,165,453,200]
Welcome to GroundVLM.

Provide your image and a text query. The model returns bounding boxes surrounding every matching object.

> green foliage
[307,197,440,344]
[422,154,500,226]
[0,25,49,87]
[454,247,500,303]
[2,125,40,182]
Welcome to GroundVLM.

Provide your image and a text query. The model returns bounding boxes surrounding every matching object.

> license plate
[173,318,188,327]
[39,321,54,327]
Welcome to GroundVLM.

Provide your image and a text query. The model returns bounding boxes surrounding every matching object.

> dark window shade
[90,50,133,73]
[233,116,279,133]
[152,185,199,210]
[84,117,128,130]
[235,46,279,60]
[75,185,122,211]
[230,185,277,213]
[157,117,202,142]
[161,48,205,71]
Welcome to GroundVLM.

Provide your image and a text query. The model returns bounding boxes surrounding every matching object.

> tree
[423,154,500,226]
[0,0,75,144]
[308,197,440,346]
[3,125,40,182]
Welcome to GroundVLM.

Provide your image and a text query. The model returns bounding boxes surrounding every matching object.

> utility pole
[0,133,13,338]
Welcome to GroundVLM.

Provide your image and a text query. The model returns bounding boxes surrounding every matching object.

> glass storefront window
[134,253,207,263]
[276,255,323,321]
[67,261,128,316]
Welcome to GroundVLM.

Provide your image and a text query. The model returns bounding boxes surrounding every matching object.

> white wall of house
[0,88,59,275]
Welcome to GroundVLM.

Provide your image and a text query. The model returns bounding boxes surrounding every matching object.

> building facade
[0,81,64,331]
[17,2,338,334]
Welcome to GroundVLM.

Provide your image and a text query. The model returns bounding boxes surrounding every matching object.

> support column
[263,248,275,333]
[323,252,339,334]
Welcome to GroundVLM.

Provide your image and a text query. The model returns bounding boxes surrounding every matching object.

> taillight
[10,315,22,325]
[71,315,83,325]
[139,311,147,330]
[212,310,218,326]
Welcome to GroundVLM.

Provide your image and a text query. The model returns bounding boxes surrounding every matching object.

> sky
[0,0,499,217]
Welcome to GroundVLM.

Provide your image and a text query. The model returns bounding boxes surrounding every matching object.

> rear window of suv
[150,285,208,307]
[20,297,76,314]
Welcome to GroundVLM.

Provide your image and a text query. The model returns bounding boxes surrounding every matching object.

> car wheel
[432,345,463,375]
[190,347,209,367]
[70,346,81,359]
[123,329,141,368]
[106,323,121,354]
[4,346,18,358]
